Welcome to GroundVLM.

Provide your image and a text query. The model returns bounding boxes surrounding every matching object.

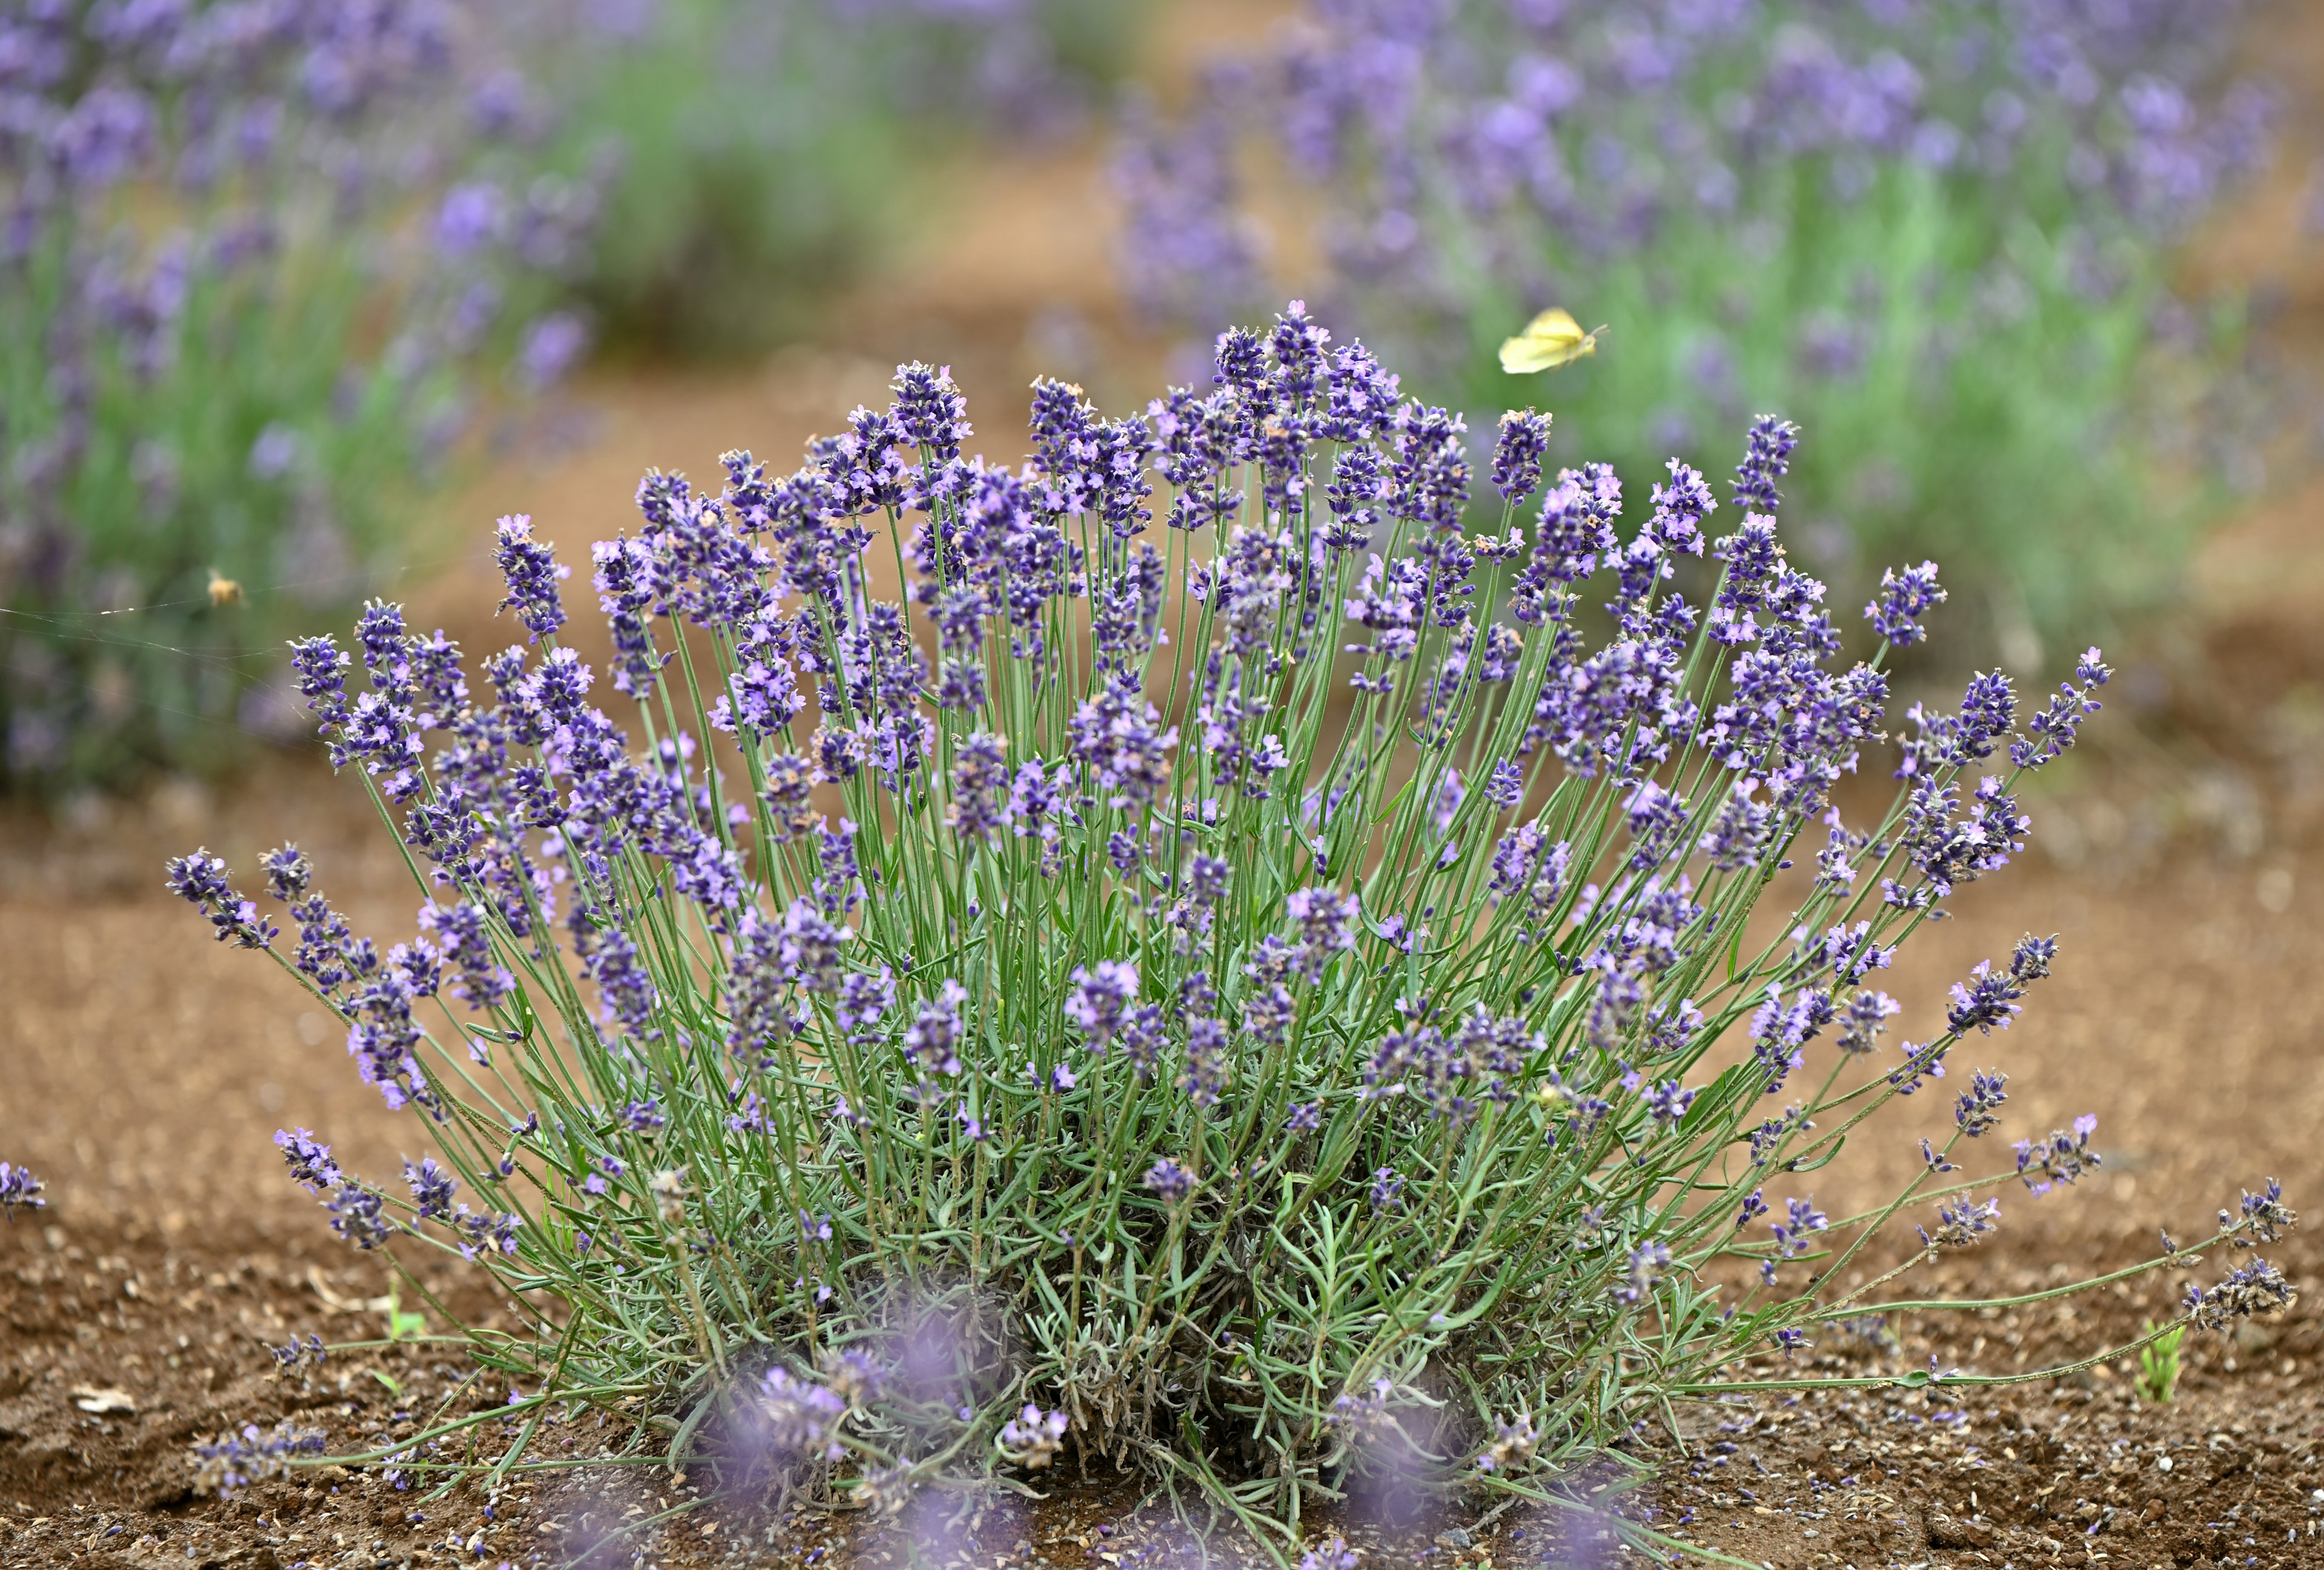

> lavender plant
[1117,0,2276,660]
[0,1,596,790]
[171,305,2294,1557]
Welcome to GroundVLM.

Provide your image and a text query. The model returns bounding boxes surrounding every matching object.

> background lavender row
[1115,0,2291,669]
[0,0,1142,793]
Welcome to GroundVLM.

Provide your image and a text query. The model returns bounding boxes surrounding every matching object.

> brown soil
[11,3,2324,1566]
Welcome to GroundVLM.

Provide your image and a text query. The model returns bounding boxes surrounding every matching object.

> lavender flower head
[2185,1258,2295,1331]
[997,1404,1069,1469]
[1927,1196,2001,1249]
[1491,409,1552,504]
[1299,1537,1359,1570]
[1065,959,1139,1053]
[1865,560,1945,647]
[194,1422,327,1497]
[1285,885,1361,976]
[752,1367,850,1465]
[0,1163,44,1217]
[1621,1242,1672,1302]
[1954,1069,2008,1136]
[165,850,277,949]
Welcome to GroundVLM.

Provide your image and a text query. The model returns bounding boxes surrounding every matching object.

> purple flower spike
[1142,1158,1195,1203]
[1928,1197,2001,1249]
[2186,1258,2294,1331]
[1644,1080,1696,1127]
[1954,1068,2009,1136]
[0,1162,45,1217]
[998,1404,1069,1469]
[493,515,569,641]
[1621,1241,1672,1302]
[1368,1166,1405,1214]
[516,313,589,391]
[1732,416,1800,514]
[1066,960,1140,1052]
[1490,409,1552,504]
[1299,1536,1359,1570]
[194,1421,327,1497]
[1865,560,1945,647]
[948,732,1011,845]
[1285,886,1361,977]
[2015,1117,2101,1195]
[166,849,277,950]
[891,363,971,462]
[404,1157,458,1222]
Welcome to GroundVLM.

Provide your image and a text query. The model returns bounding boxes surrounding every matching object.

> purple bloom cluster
[0,1161,44,1217]
[1865,561,1945,648]
[2236,1181,2297,1245]
[2012,649,2112,769]
[194,1422,327,1497]
[269,1333,327,1376]
[750,1367,850,1465]
[1143,1158,1195,1203]
[997,1404,1069,1470]
[493,516,570,642]
[1285,886,1361,977]
[1298,1536,1359,1570]
[165,850,277,949]
[904,980,969,1086]
[1769,1197,1828,1261]
[1945,936,2057,1036]
[1621,1242,1672,1302]
[2015,1114,2101,1195]
[1953,1069,2009,1137]
[1926,1197,2002,1249]
[2185,1258,2294,1332]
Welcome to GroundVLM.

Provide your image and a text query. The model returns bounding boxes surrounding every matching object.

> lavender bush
[1118,0,2276,662]
[170,305,2294,1557]
[0,1,596,790]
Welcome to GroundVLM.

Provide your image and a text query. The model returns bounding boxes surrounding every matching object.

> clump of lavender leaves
[169,304,2294,1555]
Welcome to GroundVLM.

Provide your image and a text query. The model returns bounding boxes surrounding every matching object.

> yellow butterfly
[1498,307,1606,374]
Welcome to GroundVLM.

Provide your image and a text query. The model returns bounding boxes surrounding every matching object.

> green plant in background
[540,0,1149,358]
[1117,0,2278,666]
[165,306,2299,1560]
[2138,1318,2185,1402]
[0,3,596,793]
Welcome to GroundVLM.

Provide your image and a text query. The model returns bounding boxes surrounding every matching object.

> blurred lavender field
[0,0,1139,793]
[1115,0,2298,666]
